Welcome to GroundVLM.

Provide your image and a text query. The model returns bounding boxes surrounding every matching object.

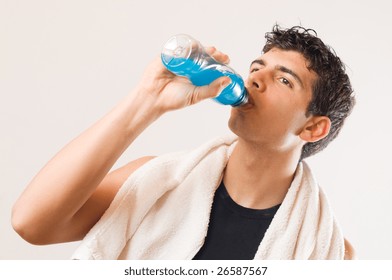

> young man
[12,25,355,259]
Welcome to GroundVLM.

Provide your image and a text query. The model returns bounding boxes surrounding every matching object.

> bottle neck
[231,89,249,107]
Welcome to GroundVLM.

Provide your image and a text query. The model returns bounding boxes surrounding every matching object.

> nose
[246,71,266,92]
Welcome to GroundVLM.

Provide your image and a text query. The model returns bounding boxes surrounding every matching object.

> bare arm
[12,50,231,245]
[344,238,356,260]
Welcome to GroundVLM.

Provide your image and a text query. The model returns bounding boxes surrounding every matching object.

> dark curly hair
[263,25,355,160]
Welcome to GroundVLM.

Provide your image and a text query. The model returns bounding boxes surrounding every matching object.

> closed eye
[249,59,264,74]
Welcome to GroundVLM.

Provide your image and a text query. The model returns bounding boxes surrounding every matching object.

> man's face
[228,48,317,152]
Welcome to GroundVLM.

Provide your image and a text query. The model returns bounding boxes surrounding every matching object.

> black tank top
[193,181,280,260]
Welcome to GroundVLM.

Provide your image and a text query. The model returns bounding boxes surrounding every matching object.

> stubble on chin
[227,108,245,137]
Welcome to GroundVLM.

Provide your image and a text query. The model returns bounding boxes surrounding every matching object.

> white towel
[72,135,344,260]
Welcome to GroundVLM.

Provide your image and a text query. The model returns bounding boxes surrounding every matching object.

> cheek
[258,94,291,121]
[259,96,307,134]
[281,104,309,135]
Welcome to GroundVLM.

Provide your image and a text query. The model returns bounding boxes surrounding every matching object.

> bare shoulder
[103,156,156,190]
[93,156,156,205]
[71,156,156,240]
[344,238,356,260]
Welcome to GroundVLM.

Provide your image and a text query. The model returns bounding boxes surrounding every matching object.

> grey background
[1,0,391,259]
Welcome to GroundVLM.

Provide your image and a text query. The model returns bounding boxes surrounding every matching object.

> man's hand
[135,46,232,114]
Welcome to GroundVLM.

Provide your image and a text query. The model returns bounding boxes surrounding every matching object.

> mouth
[236,88,254,110]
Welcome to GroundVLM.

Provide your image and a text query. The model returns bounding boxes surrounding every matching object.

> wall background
[1,0,391,259]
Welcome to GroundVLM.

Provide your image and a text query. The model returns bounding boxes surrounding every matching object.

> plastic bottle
[161,34,248,106]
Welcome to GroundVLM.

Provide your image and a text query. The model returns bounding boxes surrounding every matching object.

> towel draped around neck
[72,135,344,260]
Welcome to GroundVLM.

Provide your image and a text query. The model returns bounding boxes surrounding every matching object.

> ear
[299,116,331,143]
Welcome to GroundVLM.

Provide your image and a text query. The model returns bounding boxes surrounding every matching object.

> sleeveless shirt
[193,181,280,260]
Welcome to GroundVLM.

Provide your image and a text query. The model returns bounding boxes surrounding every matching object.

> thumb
[191,76,231,104]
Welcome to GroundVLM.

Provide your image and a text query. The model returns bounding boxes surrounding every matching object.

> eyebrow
[250,59,304,88]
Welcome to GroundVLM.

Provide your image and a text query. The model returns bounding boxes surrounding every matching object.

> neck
[223,137,301,210]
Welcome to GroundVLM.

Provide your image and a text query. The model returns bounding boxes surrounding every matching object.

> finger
[190,76,231,104]
[204,46,230,64]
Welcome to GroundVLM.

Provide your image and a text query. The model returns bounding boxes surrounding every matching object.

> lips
[236,88,254,110]
[247,92,255,106]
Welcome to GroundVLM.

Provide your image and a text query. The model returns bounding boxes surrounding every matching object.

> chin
[227,109,263,144]
[227,111,245,138]
[227,109,238,132]
[229,104,247,123]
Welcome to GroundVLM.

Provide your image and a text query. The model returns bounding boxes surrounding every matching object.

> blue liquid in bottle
[161,34,248,106]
